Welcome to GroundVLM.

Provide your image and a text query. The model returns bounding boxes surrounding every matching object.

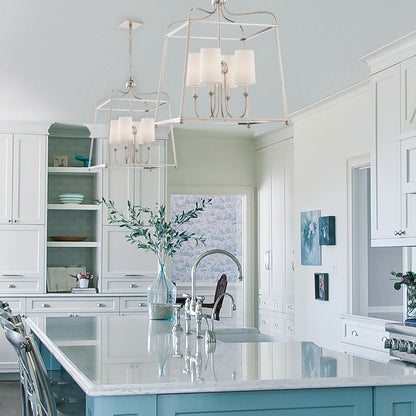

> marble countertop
[25,315,416,397]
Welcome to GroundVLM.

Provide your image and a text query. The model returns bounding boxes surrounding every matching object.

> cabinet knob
[274,303,279,308]
[97,303,105,308]
[129,284,138,288]
[351,330,358,337]
[138,302,147,307]
[7,219,12,223]
[287,325,294,331]
[7,284,16,289]
[261,320,266,325]
[287,304,294,311]
[274,323,279,327]
[41,304,50,308]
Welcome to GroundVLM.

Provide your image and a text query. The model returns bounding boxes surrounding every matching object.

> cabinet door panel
[102,168,134,224]
[401,136,416,238]
[102,227,157,277]
[0,225,44,278]
[371,65,401,241]
[0,134,13,224]
[13,135,46,224]
[257,148,272,296]
[401,55,416,133]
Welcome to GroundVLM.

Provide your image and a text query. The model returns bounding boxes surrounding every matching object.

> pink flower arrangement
[71,272,93,281]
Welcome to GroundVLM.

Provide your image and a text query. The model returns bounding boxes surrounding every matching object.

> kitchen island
[26,315,416,416]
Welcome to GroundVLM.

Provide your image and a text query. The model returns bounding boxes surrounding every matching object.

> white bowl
[59,193,84,204]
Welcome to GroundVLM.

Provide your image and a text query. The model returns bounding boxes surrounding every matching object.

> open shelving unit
[46,123,103,293]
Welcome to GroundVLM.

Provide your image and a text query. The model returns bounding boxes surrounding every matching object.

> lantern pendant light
[89,19,177,169]
[155,0,290,128]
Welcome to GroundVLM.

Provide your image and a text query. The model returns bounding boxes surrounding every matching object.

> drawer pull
[2,274,23,277]
[138,303,147,307]
[274,323,279,327]
[287,304,294,310]
[8,284,16,288]
[97,303,105,308]
[261,320,266,325]
[124,274,144,277]
[288,325,294,331]
[351,330,358,337]
[261,301,266,305]
[274,303,279,308]
[129,284,138,288]
[41,304,50,308]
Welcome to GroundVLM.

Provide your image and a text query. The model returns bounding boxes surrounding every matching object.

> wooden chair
[202,274,228,320]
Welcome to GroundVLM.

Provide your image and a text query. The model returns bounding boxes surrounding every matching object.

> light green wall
[167,128,256,188]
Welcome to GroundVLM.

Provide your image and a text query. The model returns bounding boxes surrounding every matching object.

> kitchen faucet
[205,292,236,344]
[185,249,242,337]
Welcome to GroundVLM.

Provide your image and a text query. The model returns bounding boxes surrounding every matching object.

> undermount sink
[214,328,279,343]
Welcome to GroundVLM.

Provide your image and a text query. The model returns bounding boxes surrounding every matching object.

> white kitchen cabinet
[102,145,165,224]
[0,134,46,225]
[0,225,45,292]
[370,65,402,244]
[364,34,416,246]
[101,227,157,290]
[256,136,294,338]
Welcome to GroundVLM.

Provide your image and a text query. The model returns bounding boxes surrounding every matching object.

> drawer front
[342,320,387,350]
[258,295,283,312]
[0,279,41,293]
[102,278,152,294]
[259,311,283,336]
[1,298,25,313]
[120,297,148,313]
[27,297,119,313]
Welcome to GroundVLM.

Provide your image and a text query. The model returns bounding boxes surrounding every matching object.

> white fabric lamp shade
[234,49,256,85]
[221,54,237,89]
[200,48,222,85]
[132,121,143,144]
[186,53,202,87]
[119,116,134,143]
[141,118,155,143]
[109,119,120,144]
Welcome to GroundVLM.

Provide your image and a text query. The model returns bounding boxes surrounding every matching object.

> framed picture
[319,216,336,245]
[301,210,321,265]
[314,273,329,301]
[53,155,68,167]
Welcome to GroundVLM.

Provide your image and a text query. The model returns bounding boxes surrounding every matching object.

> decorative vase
[407,285,416,319]
[78,278,89,289]
[147,250,177,320]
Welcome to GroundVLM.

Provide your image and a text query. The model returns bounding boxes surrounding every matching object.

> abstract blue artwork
[319,216,336,246]
[301,210,321,266]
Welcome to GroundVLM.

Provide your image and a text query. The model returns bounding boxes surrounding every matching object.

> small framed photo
[319,216,336,245]
[53,155,68,167]
[314,273,329,301]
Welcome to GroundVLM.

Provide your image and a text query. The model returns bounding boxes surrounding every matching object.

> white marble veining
[25,315,416,397]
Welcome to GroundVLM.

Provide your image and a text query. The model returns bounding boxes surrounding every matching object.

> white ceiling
[1,0,416,128]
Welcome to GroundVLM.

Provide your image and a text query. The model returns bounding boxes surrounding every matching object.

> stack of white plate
[59,193,84,204]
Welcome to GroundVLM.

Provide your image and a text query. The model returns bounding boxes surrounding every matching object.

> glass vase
[147,251,177,320]
[407,285,416,320]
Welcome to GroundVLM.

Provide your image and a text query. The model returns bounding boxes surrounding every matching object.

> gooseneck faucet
[190,249,242,308]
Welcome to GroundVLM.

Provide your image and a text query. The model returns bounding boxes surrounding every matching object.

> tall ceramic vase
[147,249,177,320]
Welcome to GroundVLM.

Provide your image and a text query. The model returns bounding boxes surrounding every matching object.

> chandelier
[89,19,177,169]
[155,0,290,128]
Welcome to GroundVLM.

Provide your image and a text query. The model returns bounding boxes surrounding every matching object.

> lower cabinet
[87,387,373,416]
[374,385,416,416]
[86,385,416,416]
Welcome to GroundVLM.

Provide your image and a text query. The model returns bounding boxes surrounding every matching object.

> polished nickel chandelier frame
[155,0,290,127]
[89,20,177,169]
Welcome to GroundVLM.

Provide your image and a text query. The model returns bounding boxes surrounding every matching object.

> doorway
[350,157,403,320]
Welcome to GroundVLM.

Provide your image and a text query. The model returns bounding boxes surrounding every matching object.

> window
[170,194,243,283]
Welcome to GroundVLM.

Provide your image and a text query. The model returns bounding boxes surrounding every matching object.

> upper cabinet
[363,33,416,246]
[0,134,46,225]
